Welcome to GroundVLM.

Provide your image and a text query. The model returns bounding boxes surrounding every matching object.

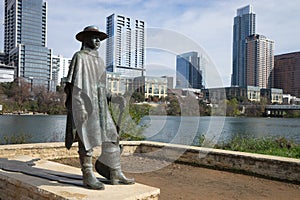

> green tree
[0,79,67,114]
[199,100,211,116]
[226,98,240,116]
[167,96,181,116]
[109,102,148,141]
[0,82,14,98]
[129,103,151,124]
[129,91,145,103]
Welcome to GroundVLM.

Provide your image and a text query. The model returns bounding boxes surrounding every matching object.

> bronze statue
[64,25,134,190]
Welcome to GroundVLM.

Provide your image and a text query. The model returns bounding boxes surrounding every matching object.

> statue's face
[84,35,101,50]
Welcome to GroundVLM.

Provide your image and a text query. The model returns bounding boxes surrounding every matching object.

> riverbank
[2,112,48,115]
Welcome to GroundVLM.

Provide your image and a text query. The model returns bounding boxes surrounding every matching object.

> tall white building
[106,14,145,77]
[231,5,256,87]
[245,34,274,89]
[0,64,14,82]
[51,55,71,87]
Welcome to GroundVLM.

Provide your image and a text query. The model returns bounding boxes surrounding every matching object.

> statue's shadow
[0,158,110,187]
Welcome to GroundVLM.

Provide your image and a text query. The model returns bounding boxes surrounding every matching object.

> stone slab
[0,156,160,200]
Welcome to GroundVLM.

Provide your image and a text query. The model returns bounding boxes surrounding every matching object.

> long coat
[64,49,118,151]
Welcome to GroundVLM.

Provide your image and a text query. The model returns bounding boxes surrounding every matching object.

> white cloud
[252,0,300,54]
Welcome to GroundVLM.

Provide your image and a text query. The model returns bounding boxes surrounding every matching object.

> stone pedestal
[0,156,160,200]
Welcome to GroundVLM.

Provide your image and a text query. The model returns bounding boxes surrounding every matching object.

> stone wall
[134,141,300,183]
[0,142,102,160]
[0,141,299,183]
[0,142,79,159]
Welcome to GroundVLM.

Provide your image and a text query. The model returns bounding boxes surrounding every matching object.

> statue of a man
[64,25,134,190]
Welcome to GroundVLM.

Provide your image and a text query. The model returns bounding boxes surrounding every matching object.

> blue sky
[0,0,299,87]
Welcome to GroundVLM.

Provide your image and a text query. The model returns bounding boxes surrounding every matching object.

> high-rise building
[176,51,203,89]
[161,75,174,89]
[245,34,274,89]
[51,55,71,87]
[0,63,14,82]
[231,5,256,87]
[274,51,300,97]
[4,0,52,90]
[0,52,6,64]
[106,14,145,77]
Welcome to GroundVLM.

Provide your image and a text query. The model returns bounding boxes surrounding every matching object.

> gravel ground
[55,155,300,200]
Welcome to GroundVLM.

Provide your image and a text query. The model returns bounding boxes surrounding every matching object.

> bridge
[264,105,300,117]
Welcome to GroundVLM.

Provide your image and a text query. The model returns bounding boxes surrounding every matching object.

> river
[0,115,299,145]
[0,115,66,144]
[140,116,300,145]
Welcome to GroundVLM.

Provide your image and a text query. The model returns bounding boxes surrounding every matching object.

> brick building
[274,52,300,97]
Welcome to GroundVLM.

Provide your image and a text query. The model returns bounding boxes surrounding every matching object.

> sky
[0,0,299,87]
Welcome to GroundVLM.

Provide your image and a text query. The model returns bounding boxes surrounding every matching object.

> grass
[214,136,300,159]
[1,133,32,145]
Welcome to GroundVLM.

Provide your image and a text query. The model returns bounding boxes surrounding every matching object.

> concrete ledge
[0,156,160,200]
[0,142,79,159]
[0,141,299,183]
[132,141,300,183]
[0,142,101,160]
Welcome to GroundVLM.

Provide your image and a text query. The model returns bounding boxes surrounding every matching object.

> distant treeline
[0,78,66,115]
[1,79,299,118]
[130,92,300,117]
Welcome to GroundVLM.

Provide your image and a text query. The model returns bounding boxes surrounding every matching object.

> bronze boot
[79,143,105,190]
[110,168,135,185]
[96,142,135,185]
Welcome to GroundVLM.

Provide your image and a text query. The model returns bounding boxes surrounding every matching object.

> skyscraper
[176,51,203,89]
[51,55,71,87]
[274,51,300,97]
[231,5,256,87]
[106,14,145,77]
[245,34,274,89]
[4,0,52,90]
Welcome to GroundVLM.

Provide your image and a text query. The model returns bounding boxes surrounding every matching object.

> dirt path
[55,155,300,200]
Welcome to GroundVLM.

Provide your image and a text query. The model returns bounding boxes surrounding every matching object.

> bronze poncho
[65,49,118,151]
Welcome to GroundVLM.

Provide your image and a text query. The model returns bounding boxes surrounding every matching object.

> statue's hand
[81,110,88,122]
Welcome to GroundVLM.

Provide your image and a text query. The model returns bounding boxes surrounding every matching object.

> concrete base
[0,156,160,200]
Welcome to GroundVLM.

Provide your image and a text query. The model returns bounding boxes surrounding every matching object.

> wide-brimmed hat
[76,25,108,42]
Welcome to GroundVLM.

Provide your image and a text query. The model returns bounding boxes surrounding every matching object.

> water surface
[0,115,299,145]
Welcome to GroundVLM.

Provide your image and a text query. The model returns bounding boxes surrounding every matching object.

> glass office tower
[231,5,256,87]
[4,0,52,90]
[176,51,203,89]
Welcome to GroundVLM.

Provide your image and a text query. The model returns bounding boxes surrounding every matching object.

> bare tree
[11,78,31,111]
